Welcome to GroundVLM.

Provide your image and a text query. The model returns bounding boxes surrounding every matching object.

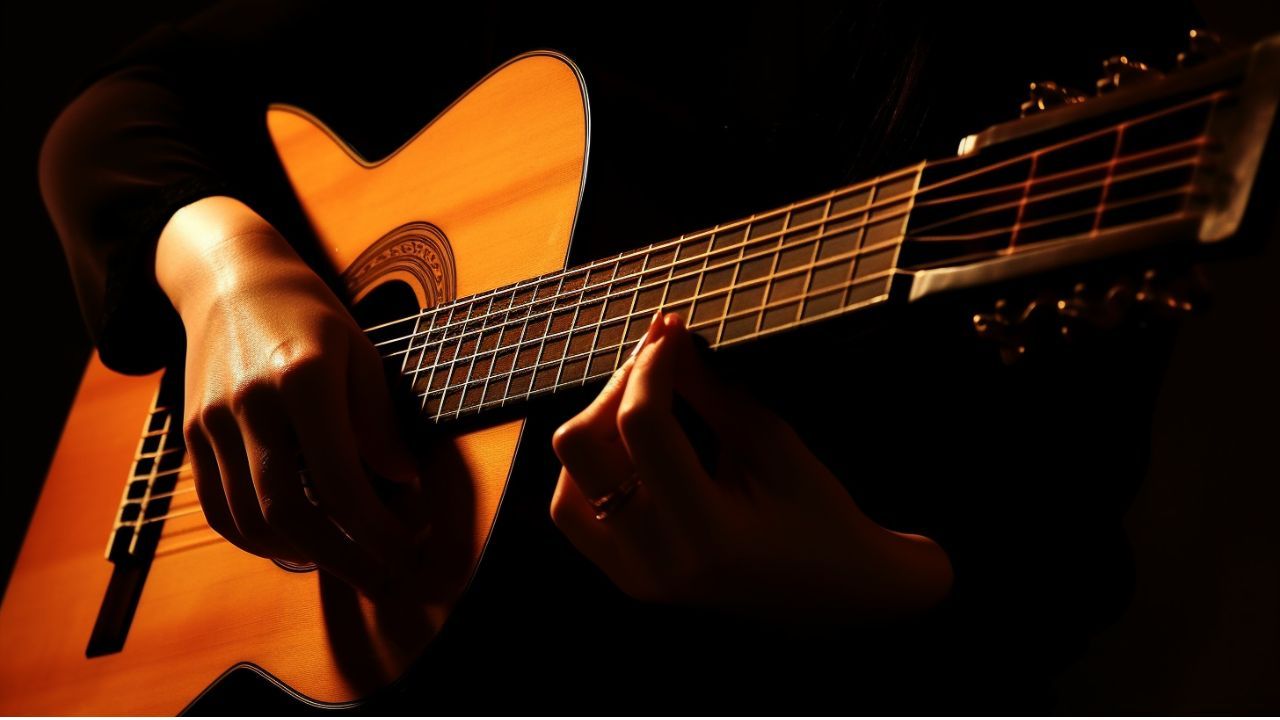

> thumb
[348,338,421,490]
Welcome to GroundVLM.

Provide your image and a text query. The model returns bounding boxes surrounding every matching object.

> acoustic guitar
[1,31,1276,713]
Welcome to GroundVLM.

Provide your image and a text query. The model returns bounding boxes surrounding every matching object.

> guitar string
[117,177,1207,531]
[356,88,1226,342]
[418,182,1201,417]
[421,266,898,418]
[111,91,1225,539]
[907,152,1208,236]
[909,136,1206,209]
[116,179,1210,531]
[368,191,914,350]
[388,177,1205,409]
[368,135,1212,362]
[373,151,1207,375]
[378,216,904,363]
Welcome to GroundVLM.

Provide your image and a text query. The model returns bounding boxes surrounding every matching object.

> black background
[2,1,1278,712]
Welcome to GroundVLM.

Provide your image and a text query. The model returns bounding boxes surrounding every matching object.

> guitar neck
[369,164,922,423]
[369,33,1279,424]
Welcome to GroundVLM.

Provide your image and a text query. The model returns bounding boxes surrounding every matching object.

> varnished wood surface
[0,51,588,713]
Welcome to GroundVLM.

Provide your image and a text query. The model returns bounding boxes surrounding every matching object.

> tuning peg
[1134,267,1202,320]
[1177,28,1223,69]
[973,294,1061,364]
[1096,56,1164,94]
[973,298,1026,364]
[1020,81,1087,117]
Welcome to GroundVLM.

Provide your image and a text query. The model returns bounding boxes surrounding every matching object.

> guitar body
[0,51,589,713]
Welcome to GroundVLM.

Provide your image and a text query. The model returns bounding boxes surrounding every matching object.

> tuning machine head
[1096,55,1164,94]
[1177,28,1223,69]
[1021,81,1087,117]
[972,266,1208,365]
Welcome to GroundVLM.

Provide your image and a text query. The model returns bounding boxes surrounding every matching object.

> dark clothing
[38,0,1196,711]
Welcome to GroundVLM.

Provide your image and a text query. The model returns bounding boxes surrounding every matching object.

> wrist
[155,195,306,319]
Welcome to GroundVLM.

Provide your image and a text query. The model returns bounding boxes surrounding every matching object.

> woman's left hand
[550,311,953,621]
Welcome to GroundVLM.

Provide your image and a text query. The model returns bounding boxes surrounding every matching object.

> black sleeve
[38,0,314,374]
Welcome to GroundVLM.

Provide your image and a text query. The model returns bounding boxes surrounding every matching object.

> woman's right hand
[156,195,424,598]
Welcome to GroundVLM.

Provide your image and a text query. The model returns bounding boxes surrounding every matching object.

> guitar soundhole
[350,277,422,329]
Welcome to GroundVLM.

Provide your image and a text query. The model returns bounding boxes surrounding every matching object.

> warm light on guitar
[1,28,1276,714]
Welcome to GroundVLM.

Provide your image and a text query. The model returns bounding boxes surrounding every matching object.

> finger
[550,310,662,500]
[278,348,415,571]
[184,418,258,557]
[654,319,808,476]
[348,337,420,489]
[255,444,391,596]
[549,467,620,563]
[199,404,302,560]
[615,313,715,514]
[233,384,312,564]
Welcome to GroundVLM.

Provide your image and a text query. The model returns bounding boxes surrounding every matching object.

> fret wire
[705,223,741,346]
[380,201,910,370]
[431,304,472,421]
[425,238,894,408]
[403,297,434,409]
[753,216,789,336]
[417,305,450,412]
[368,90,1226,346]
[453,295,496,420]
[372,172,919,351]
[499,282,538,408]
[552,264,593,390]
[652,231,680,333]
[574,255,621,388]
[920,90,1226,198]
[521,274,569,404]
[432,267,899,418]
[407,236,897,382]
[878,168,924,303]
[416,140,1205,415]
[684,228,713,339]
[415,90,1226,420]
[793,199,832,328]
[477,287,517,411]
[362,166,914,340]
[610,247,648,376]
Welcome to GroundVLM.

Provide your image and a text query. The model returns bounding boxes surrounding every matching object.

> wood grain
[0,51,588,713]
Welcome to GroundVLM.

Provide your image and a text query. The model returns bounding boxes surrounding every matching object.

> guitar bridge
[87,370,185,657]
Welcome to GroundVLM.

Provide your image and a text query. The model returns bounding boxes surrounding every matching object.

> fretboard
[367,164,924,423]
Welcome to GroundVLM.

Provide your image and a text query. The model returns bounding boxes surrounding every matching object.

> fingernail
[628,310,665,360]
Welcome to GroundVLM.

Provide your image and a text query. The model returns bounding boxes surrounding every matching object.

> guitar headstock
[892,29,1279,359]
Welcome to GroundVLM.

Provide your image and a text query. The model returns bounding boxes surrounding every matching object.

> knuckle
[228,379,272,415]
[615,397,659,439]
[182,415,203,444]
[550,419,587,458]
[196,401,232,434]
[269,343,328,390]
